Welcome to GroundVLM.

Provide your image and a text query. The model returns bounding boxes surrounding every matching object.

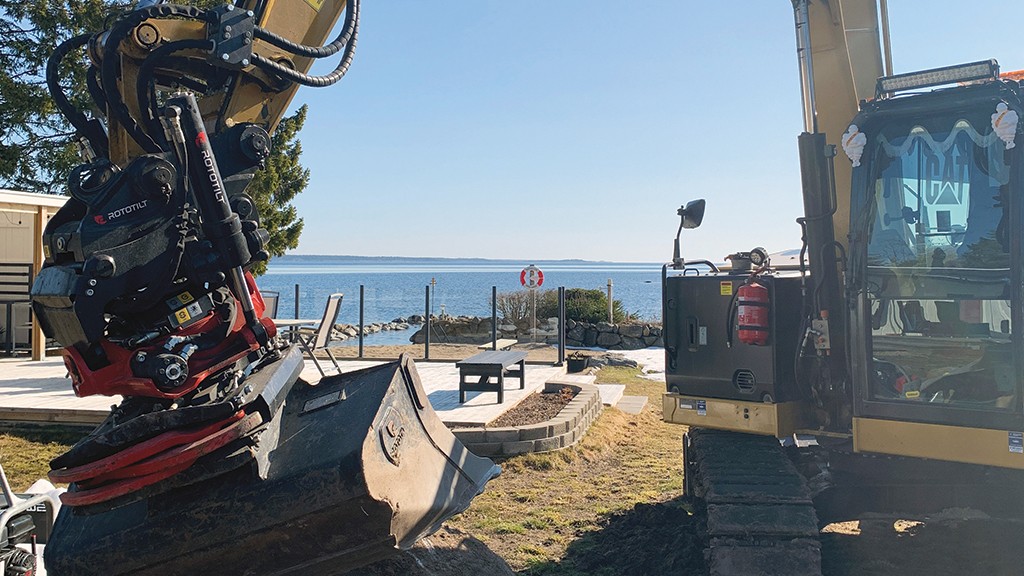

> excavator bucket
[44,353,500,575]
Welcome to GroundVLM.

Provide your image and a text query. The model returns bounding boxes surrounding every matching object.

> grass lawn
[446,366,705,575]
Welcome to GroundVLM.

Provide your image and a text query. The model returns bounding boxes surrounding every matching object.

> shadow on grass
[522,496,707,576]
[0,424,89,446]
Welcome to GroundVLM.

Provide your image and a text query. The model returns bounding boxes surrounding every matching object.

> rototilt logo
[93,199,149,225]
[196,131,226,203]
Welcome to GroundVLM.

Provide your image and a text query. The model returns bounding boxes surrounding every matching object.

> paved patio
[0,354,566,428]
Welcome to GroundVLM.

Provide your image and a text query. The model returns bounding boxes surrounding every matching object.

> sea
[256,255,665,346]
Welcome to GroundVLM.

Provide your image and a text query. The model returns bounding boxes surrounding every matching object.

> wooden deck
[0,355,565,428]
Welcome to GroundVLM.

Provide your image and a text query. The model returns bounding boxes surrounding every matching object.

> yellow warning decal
[905,390,921,399]
[43,245,51,259]
[720,282,733,296]
[177,291,195,304]
[303,0,325,12]
[175,308,192,325]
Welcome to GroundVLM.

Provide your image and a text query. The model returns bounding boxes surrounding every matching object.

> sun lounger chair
[296,293,344,377]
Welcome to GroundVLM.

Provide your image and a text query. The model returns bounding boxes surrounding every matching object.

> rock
[567,325,586,342]
[619,335,646,349]
[408,315,424,324]
[602,353,639,368]
[596,322,615,332]
[596,332,621,347]
[583,328,598,348]
[619,324,645,339]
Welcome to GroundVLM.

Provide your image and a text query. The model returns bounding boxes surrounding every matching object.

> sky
[285,1,1023,262]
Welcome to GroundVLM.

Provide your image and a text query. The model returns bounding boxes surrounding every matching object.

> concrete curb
[452,379,603,457]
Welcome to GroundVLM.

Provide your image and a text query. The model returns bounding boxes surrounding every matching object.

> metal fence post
[491,286,497,350]
[358,284,364,359]
[424,285,431,360]
[557,286,565,366]
[294,283,300,319]
[607,278,613,323]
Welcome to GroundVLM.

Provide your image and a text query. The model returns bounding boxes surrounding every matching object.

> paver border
[451,381,603,457]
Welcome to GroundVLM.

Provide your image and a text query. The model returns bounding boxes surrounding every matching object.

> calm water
[256,256,664,346]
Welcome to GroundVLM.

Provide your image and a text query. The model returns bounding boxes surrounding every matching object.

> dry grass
[446,366,703,574]
[0,426,85,490]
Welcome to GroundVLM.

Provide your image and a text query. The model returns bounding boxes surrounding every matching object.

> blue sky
[287,1,1022,262]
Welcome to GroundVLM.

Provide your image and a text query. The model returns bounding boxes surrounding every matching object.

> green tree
[0,0,114,192]
[246,106,309,276]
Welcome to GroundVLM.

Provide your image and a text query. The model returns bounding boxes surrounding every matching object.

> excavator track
[685,429,821,576]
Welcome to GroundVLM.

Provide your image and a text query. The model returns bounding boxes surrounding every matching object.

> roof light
[875,60,1000,99]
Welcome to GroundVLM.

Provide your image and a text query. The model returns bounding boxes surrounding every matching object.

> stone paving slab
[595,384,625,406]
[615,395,648,415]
[1,355,565,429]
[0,357,116,423]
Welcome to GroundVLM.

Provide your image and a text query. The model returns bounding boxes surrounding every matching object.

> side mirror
[679,199,706,229]
[672,199,706,267]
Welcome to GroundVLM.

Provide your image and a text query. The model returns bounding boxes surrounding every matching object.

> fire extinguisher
[736,281,769,346]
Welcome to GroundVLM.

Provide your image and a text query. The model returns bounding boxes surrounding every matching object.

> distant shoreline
[277,254,662,266]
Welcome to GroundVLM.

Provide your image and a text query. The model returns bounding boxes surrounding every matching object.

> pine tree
[0,0,113,192]
[247,106,309,276]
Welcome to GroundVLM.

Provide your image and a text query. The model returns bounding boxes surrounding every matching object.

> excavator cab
[847,62,1024,466]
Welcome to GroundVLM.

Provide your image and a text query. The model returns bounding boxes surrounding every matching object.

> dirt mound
[525,498,707,575]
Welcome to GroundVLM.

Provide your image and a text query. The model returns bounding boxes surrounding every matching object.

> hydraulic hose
[136,39,215,145]
[100,4,207,154]
[250,0,359,87]
[252,0,358,58]
[47,33,109,157]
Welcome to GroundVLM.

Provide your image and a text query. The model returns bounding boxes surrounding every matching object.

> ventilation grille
[733,370,756,393]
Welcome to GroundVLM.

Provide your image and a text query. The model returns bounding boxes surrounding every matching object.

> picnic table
[456,350,527,404]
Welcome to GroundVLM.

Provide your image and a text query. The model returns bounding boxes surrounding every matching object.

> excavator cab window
[862,107,1017,417]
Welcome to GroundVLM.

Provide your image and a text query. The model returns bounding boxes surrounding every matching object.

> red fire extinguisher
[736,281,769,345]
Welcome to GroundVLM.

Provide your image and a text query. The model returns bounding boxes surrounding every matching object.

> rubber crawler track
[685,429,822,576]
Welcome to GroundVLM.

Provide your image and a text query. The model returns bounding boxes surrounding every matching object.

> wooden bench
[477,338,518,351]
[456,350,527,404]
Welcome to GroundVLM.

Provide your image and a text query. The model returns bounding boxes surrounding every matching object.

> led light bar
[875,59,1000,99]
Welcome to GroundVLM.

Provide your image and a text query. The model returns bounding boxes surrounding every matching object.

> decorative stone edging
[451,381,603,457]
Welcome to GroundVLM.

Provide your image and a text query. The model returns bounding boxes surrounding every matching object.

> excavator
[28,0,499,573]
[662,1,1024,574]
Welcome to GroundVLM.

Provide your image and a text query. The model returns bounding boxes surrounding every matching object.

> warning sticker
[303,0,325,12]
[697,400,707,416]
[174,307,191,325]
[720,282,733,296]
[166,291,195,309]
[1010,431,1023,454]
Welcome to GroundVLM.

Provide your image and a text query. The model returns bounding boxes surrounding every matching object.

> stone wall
[408,315,662,350]
[565,319,662,350]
